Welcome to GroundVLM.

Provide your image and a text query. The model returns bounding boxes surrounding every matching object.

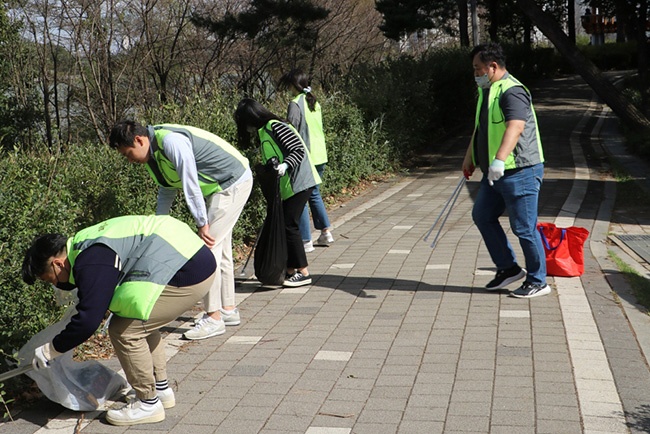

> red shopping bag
[537,222,590,277]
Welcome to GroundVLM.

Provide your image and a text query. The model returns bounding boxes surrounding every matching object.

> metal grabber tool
[238,224,264,276]
[423,177,466,249]
[0,363,33,382]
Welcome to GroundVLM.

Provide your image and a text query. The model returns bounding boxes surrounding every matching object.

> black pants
[283,188,313,270]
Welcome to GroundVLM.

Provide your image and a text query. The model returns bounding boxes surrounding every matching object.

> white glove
[275,162,288,177]
[488,159,505,186]
[33,342,61,370]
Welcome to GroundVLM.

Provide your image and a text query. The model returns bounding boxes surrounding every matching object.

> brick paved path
[4,75,650,434]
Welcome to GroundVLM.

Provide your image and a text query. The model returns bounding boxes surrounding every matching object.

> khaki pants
[204,170,253,312]
[109,272,215,400]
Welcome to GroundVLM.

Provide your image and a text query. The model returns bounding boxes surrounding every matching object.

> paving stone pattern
[3,75,650,434]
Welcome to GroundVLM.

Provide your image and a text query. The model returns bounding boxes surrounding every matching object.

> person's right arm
[51,245,120,354]
[161,133,216,248]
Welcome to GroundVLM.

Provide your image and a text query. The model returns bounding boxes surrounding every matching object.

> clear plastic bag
[16,290,127,411]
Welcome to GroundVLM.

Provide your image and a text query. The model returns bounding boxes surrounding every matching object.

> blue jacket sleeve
[52,245,120,354]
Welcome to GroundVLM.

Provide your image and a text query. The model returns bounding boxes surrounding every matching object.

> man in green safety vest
[109,121,252,340]
[461,42,549,299]
[22,215,217,426]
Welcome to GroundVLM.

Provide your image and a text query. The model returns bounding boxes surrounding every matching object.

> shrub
[504,44,565,79]
[320,92,395,193]
[579,41,639,71]
[344,48,478,157]
[0,86,398,387]
[0,145,155,362]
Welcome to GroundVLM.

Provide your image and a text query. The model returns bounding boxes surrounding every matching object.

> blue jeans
[472,163,546,285]
[299,164,331,241]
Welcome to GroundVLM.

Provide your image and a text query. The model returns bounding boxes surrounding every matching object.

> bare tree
[58,0,121,141]
[138,0,193,103]
[517,0,650,132]
[309,0,386,82]
[179,0,239,92]
[567,0,575,43]
[15,0,68,150]
[1,3,41,149]
[8,0,396,142]
[636,0,649,114]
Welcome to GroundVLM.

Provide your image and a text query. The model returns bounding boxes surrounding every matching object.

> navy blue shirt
[52,244,214,353]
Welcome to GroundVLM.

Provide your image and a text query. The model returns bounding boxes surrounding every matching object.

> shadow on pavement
[626,405,650,433]
[312,274,491,298]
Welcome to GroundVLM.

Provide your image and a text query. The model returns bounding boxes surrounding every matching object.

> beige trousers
[204,170,253,312]
[109,272,215,400]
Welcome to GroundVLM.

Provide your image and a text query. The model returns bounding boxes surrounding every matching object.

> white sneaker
[106,399,165,426]
[157,387,175,409]
[219,308,241,326]
[183,315,225,340]
[303,240,315,253]
[126,387,175,409]
[316,231,334,245]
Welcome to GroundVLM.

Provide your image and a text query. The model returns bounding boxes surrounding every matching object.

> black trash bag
[254,158,287,285]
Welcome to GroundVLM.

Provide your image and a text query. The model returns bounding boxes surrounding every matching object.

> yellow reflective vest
[67,215,204,320]
[473,74,544,169]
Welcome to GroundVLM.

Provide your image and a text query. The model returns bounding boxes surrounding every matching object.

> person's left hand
[33,343,61,370]
[275,163,288,177]
[198,224,216,249]
[488,159,505,186]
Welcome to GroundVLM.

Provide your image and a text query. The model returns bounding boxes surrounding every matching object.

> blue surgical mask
[475,74,492,89]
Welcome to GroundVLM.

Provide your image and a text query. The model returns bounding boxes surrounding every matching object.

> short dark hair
[22,234,68,284]
[109,120,148,149]
[470,43,506,68]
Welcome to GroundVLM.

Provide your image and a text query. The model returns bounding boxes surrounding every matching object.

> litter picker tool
[423,177,466,249]
[0,363,33,382]
[238,224,263,277]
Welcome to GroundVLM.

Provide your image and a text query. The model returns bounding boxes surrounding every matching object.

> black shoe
[283,272,312,287]
[485,265,526,290]
[511,282,551,298]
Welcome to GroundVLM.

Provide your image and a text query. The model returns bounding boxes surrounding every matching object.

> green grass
[608,250,650,313]
[614,178,648,210]
[608,156,649,211]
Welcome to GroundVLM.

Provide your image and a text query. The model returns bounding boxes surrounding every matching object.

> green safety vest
[258,120,321,200]
[146,124,249,197]
[291,94,327,165]
[473,74,544,169]
[67,215,205,321]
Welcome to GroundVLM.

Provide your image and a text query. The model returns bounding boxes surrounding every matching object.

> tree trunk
[517,0,650,133]
[470,0,479,45]
[487,0,499,41]
[614,0,630,42]
[457,0,470,47]
[40,64,53,151]
[637,0,649,114]
[523,17,532,47]
[567,0,575,44]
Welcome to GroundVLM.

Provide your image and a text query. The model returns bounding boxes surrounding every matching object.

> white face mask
[475,73,492,89]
